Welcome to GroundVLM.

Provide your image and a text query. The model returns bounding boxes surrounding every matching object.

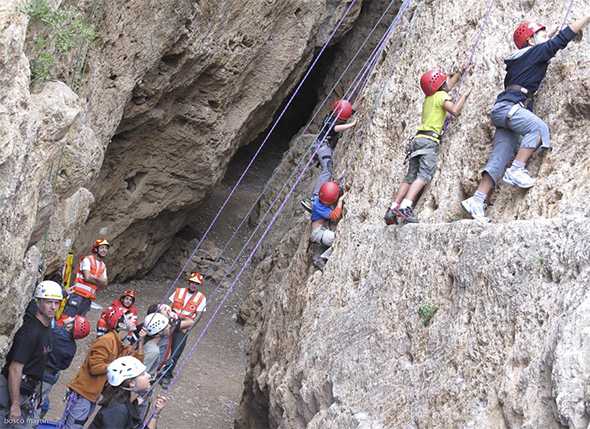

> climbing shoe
[502,166,535,189]
[461,197,491,224]
[384,208,398,225]
[312,255,326,271]
[300,199,312,214]
[394,207,418,224]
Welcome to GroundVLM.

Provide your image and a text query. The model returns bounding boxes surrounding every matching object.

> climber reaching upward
[462,16,590,222]
[301,99,357,213]
[309,181,344,271]
[384,66,472,225]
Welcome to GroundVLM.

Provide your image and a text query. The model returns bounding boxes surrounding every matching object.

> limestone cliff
[0,0,362,351]
[237,0,590,428]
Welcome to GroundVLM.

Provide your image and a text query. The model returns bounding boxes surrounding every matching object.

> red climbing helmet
[513,21,546,49]
[120,289,136,304]
[332,99,353,121]
[420,70,447,96]
[72,315,91,340]
[318,181,340,205]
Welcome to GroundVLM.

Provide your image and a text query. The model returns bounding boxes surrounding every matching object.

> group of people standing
[0,239,207,429]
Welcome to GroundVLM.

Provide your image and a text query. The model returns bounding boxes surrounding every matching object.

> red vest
[72,255,106,300]
[172,288,205,320]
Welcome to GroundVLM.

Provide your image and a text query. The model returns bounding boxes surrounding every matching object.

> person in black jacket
[462,15,590,222]
[0,281,63,429]
[89,356,166,429]
[39,315,90,418]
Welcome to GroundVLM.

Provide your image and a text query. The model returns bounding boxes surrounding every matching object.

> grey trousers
[61,391,95,429]
[483,101,551,184]
[312,143,333,197]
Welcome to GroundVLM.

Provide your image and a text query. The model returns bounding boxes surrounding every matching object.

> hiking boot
[394,207,418,224]
[312,255,326,271]
[502,166,535,189]
[300,199,312,213]
[160,376,172,390]
[461,197,491,224]
[384,208,398,225]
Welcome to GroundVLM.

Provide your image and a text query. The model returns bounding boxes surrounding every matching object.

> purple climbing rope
[140,1,415,427]
[159,0,361,301]
[220,0,409,258]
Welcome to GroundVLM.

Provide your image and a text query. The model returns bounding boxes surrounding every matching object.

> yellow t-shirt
[417,90,451,138]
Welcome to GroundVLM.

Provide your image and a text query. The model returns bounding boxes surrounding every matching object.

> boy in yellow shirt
[384,68,471,224]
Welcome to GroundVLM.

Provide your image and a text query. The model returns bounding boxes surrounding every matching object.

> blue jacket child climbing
[384,67,471,225]
[462,16,590,222]
[309,181,344,270]
[301,100,356,213]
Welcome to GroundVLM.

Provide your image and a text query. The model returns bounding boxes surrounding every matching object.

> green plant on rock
[21,0,96,83]
[418,303,438,327]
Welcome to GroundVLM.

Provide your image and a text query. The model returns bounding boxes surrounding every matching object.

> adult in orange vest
[160,272,206,388]
[63,239,110,317]
[96,289,139,337]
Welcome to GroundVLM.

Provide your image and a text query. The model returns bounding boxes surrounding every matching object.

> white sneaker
[461,197,490,224]
[502,166,535,189]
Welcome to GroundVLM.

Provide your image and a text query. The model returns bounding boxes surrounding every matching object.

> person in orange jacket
[61,306,145,429]
[63,239,110,317]
[96,290,138,337]
[159,272,206,388]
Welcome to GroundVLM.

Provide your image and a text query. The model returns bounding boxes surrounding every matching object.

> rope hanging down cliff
[140,1,416,426]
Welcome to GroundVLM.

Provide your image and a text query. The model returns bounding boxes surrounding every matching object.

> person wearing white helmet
[0,281,63,428]
[141,313,171,377]
[88,356,167,429]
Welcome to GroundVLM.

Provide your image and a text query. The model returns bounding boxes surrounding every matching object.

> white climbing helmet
[107,356,146,387]
[35,280,64,300]
[144,313,169,336]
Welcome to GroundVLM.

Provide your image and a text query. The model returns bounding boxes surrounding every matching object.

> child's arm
[443,88,472,117]
[570,15,590,33]
[334,119,357,132]
[446,72,462,91]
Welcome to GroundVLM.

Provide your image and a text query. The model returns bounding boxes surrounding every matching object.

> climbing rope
[219,0,405,259]
[138,0,410,405]
[140,1,415,426]
[159,0,361,301]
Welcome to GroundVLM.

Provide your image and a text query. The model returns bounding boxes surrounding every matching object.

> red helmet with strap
[420,70,448,96]
[332,99,353,121]
[318,181,340,205]
[120,289,136,303]
[72,316,91,340]
[188,271,204,285]
[513,21,546,49]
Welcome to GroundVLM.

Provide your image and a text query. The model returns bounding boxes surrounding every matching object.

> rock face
[0,0,363,351]
[237,0,590,428]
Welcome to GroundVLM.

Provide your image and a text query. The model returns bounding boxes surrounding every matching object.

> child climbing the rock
[301,99,356,213]
[309,181,344,271]
[384,68,471,225]
[462,16,590,222]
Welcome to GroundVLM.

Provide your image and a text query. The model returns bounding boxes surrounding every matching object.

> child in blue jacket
[462,16,590,222]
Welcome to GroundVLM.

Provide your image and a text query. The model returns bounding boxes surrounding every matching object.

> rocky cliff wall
[0,0,363,351]
[238,0,590,427]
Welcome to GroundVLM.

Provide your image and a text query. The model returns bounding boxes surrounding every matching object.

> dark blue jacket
[310,196,335,222]
[44,326,76,384]
[495,26,576,106]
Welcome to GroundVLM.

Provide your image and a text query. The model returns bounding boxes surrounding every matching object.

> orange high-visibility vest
[72,255,106,300]
[171,288,205,320]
